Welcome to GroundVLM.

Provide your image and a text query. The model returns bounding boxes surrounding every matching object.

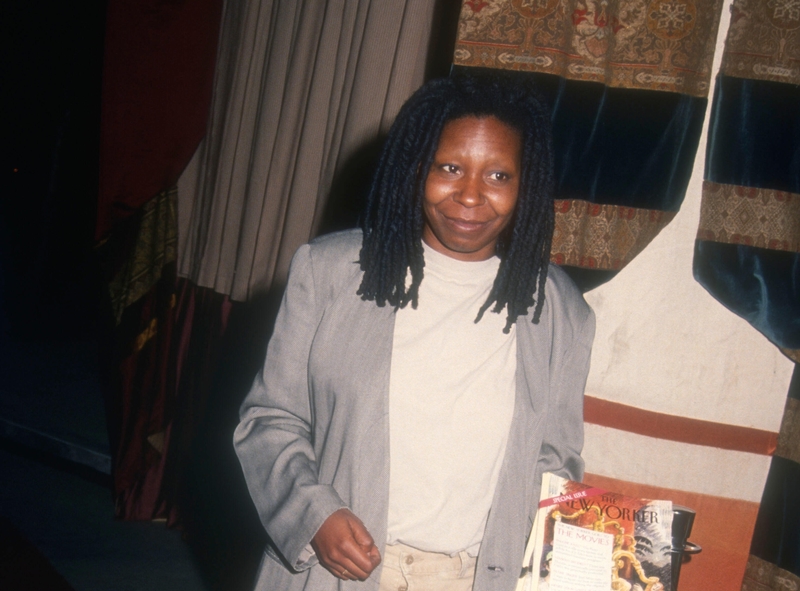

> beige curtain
[178,0,438,301]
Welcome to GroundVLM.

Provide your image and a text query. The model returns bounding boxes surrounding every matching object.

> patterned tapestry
[695,0,800,588]
[454,0,724,288]
[455,0,722,94]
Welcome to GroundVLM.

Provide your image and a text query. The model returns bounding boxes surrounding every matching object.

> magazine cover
[523,473,673,591]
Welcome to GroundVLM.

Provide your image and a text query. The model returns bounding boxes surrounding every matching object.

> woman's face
[422,115,522,261]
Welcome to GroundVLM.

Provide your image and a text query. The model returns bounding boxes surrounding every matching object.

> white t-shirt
[386,243,517,556]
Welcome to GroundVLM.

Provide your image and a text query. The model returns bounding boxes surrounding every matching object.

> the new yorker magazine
[519,473,673,591]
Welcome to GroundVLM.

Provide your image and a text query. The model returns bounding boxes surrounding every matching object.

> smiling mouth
[444,216,490,231]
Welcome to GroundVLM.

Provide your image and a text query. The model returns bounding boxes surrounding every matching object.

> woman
[234,73,595,591]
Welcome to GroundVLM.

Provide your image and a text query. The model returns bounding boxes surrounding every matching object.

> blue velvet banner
[459,69,707,212]
[543,76,707,211]
[694,242,800,349]
[695,74,800,350]
[705,76,800,194]
[453,67,709,291]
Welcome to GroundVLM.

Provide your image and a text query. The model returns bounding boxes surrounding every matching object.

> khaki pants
[378,543,476,591]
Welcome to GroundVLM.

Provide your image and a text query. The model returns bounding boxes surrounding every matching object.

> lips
[442,215,492,232]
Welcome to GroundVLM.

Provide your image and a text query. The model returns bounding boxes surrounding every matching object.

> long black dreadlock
[357,71,555,333]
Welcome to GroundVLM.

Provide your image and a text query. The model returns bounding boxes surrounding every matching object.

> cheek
[421,191,442,229]
[492,188,519,217]
[423,179,449,208]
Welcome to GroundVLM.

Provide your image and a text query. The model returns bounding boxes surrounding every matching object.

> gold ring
[340,569,349,578]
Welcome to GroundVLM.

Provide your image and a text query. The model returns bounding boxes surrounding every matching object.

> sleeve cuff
[294,544,317,570]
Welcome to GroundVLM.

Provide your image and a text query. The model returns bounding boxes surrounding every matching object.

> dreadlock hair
[357,71,555,333]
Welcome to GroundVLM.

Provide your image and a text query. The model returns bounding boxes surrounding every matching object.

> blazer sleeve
[535,280,596,483]
[233,244,347,571]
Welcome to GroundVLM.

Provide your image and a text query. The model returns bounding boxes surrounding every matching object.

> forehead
[435,115,522,157]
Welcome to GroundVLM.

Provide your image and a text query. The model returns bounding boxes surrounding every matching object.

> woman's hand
[311,508,381,581]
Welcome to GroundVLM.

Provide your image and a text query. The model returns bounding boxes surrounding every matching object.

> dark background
[1,1,105,342]
[0,2,228,589]
[0,1,463,589]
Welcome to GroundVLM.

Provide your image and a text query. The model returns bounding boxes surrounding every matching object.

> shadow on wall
[318,135,385,236]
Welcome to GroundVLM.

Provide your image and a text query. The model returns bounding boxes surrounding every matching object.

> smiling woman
[358,74,561,333]
[234,72,595,591]
[422,116,522,262]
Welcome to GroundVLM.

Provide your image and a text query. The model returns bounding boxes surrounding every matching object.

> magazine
[518,473,673,591]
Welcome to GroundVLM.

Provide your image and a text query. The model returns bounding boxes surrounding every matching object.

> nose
[453,174,484,208]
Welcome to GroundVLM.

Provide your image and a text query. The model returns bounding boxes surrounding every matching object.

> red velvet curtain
[107,271,231,523]
[98,0,224,522]
[98,0,222,240]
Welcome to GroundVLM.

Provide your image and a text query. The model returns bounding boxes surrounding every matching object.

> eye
[441,164,459,174]
[490,171,511,181]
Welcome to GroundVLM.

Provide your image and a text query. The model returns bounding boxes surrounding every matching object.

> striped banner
[582,401,777,589]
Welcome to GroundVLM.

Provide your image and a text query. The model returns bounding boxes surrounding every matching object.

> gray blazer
[234,229,595,591]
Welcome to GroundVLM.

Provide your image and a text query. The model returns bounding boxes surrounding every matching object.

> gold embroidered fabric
[108,188,178,324]
[742,555,800,591]
[721,0,800,85]
[454,0,723,97]
[697,181,800,253]
[550,199,677,269]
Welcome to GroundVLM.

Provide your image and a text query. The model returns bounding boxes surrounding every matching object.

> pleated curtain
[99,0,441,531]
[177,0,438,301]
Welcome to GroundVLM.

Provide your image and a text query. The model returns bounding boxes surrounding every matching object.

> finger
[334,556,371,581]
[336,536,376,577]
[347,515,375,548]
[328,567,351,581]
[321,557,366,581]
[332,565,354,581]
[345,515,381,570]
[366,544,382,567]
[319,548,371,580]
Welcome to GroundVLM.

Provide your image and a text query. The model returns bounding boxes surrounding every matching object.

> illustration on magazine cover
[523,473,674,591]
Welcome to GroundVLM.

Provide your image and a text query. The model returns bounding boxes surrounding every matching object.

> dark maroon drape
[98,0,224,522]
[108,272,231,523]
[98,0,222,240]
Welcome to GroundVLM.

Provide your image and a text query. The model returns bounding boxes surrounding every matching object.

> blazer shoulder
[546,264,585,303]
[544,264,594,326]
[297,229,363,298]
[307,229,363,265]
